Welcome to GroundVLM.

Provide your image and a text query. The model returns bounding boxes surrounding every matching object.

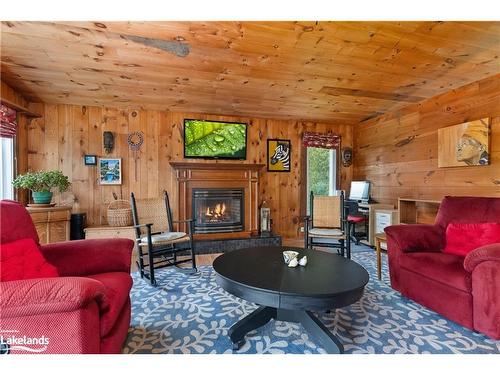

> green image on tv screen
[184,120,247,159]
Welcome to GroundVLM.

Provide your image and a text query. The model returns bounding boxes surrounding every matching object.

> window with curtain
[302,131,341,215]
[0,104,17,200]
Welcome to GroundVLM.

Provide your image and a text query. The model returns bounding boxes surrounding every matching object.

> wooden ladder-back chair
[130,191,196,286]
[304,191,351,259]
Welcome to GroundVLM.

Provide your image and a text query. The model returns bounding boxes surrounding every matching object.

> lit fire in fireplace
[205,203,227,221]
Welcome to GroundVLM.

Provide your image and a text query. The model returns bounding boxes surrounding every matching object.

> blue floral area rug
[123,249,500,354]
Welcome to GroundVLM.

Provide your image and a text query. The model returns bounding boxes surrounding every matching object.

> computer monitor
[349,181,370,203]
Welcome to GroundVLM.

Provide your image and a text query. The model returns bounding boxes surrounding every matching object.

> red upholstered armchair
[0,200,134,354]
[385,196,500,339]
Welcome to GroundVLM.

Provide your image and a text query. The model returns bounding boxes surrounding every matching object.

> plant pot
[32,191,53,204]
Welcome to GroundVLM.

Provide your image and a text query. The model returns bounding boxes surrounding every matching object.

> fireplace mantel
[169,162,265,171]
[170,162,265,239]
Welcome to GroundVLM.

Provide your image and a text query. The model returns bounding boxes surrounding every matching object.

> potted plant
[12,170,71,204]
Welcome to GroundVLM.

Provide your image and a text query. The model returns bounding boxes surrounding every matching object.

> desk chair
[130,191,197,286]
[345,200,369,245]
[304,191,351,259]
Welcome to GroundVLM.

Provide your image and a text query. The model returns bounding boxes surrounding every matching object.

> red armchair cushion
[435,196,500,230]
[444,222,500,257]
[385,224,444,253]
[41,239,133,277]
[0,277,106,318]
[0,238,59,282]
[0,200,40,244]
[86,272,133,337]
[400,251,471,292]
[464,243,500,273]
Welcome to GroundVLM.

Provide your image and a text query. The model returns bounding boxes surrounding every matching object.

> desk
[358,203,394,246]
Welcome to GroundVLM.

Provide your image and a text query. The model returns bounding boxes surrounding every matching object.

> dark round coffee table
[213,246,369,353]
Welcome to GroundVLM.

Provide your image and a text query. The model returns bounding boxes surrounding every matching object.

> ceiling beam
[319,86,426,103]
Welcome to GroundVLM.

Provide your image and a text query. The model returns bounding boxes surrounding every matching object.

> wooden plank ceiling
[1,21,499,123]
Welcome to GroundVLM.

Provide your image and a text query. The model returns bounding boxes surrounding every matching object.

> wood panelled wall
[25,105,353,237]
[353,74,500,206]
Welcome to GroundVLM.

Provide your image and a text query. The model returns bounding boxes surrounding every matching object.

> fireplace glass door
[192,189,244,234]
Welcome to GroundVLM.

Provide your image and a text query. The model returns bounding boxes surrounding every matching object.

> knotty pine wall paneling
[25,105,353,238]
[353,74,500,207]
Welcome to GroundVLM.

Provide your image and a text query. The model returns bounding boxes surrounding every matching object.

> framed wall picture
[99,158,122,185]
[267,139,291,172]
[438,118,490,168]
[84,154,97,166]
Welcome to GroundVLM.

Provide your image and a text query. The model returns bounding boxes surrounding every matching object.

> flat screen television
[349,181,371,202]
[183,119,247,160]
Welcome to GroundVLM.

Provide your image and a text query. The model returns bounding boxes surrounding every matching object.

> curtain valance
[302,131,340,149]
[0,104,17,138]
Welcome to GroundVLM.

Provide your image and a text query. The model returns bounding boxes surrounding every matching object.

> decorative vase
[32,191,53,204]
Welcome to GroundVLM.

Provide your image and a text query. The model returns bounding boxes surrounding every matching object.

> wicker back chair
[304,191,351,258]
[132,197,172,235]
[312,195,343,228]
[131,191,196,286]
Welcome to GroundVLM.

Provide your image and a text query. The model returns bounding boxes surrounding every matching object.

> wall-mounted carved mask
[103,131,115,153]
[341,147,353,167]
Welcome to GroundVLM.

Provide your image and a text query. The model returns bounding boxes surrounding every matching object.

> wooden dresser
[357,203,394,246]
[27,205,72,244]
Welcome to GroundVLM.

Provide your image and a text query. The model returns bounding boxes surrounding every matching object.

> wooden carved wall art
[341,147,353,167]
[103,131,115,153]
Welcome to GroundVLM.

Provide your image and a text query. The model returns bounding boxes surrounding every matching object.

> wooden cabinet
[27,205,71,244]
[84,225,136,242]
[358,203,394,246]
[374,209,398,235]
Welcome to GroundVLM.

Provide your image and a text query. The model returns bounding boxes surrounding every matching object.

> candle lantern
[260,200,271,237]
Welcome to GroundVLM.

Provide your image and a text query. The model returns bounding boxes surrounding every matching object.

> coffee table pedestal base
[228,306,344,354]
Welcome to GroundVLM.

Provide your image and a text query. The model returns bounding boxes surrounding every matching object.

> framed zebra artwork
[267,139,291,172]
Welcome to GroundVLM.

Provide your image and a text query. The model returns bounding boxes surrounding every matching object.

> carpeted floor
[123,246,500,354]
